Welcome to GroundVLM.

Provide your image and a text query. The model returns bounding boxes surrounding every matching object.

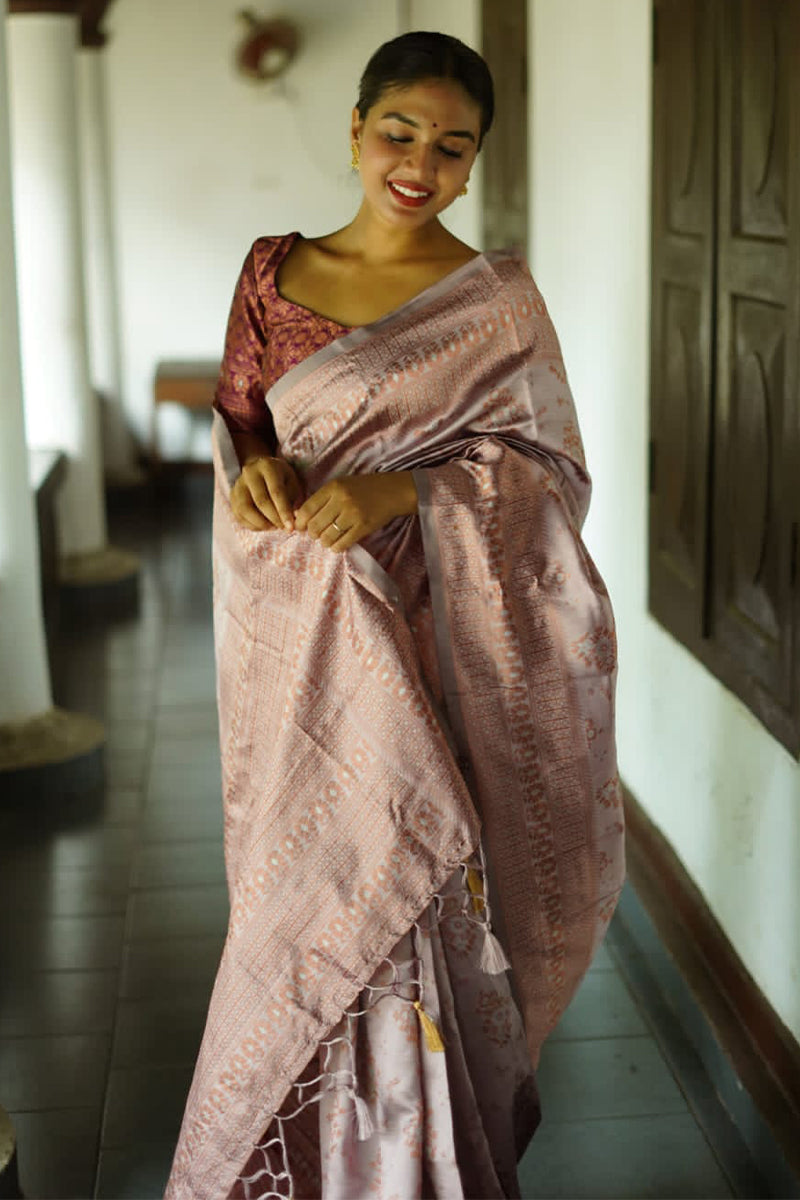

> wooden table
[152,359,220,468]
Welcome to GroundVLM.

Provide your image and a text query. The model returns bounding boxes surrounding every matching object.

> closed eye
[385,134,463,159]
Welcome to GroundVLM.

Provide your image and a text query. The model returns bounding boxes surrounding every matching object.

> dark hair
[356,31,494,148]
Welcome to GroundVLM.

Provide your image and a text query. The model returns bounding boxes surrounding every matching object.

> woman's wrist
[231,430,276,468]
[391,470,418,517]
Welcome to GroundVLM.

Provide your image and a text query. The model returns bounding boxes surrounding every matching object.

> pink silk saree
[165,248,624,1199]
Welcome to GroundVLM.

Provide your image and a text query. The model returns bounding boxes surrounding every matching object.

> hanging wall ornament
[235,11,300,82]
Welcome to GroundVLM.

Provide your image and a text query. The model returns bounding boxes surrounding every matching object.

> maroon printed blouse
[214,232,352,443]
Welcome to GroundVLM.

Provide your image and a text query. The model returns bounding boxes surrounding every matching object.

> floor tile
[0,1033,109,1110]
[111,993,210,1068]
[147,761,223,803]
[141,799,223,843]
[101,1064,194,1146]
[101,718,153,752]
[105,748,150,789]
[0,862,129,916]
[45,826,137,871]
[126,885,229,941]
[536,1036,689,1121]
[131,840,226,890]
[150,737,221,770]
[95,1139,176,1199]
[154,702,219,739]
[119,935,223,1000]
[100,785,146,826]
[518,1112,733,1198]
[0,914,125,971]
[158,671,216,707]
[11,1106,100,1200]
[0,970,118,1037]
[549,969,650,1041]
[587,940,616,971]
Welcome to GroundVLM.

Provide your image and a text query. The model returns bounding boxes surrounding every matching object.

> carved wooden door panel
[649,0,717,647]
[711,0,800,740]
[481,0,528,250]
[649,0,800,751]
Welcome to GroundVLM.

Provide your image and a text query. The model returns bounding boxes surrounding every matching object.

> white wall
[104,0,482,460]
[0,0,52,721]
[408,0,483,249]
[529,0,800,1041]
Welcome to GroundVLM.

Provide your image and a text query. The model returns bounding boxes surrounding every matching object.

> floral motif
[571,626,617,673]
[597,773,622,809]
[475,990,514,1047]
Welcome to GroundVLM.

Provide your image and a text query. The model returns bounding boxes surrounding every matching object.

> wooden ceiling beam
[7,0,116,47]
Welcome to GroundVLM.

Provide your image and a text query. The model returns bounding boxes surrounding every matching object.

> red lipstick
[387,179,434,208]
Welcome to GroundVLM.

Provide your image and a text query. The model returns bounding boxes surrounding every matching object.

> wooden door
[481,0,528,250]
[648,0,718,648]
[710,0,800,740]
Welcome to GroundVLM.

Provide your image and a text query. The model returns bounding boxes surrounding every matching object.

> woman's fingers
[259,460,299,531]
[243,468,281,527]
[231,478,275,530]
[293,488,330,534]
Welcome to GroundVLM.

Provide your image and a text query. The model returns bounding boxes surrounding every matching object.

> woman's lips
[387,180,434,208]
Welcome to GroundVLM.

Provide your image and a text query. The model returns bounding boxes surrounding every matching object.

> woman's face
[351,78,481,229]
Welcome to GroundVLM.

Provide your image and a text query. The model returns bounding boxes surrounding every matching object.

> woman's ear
[350,106,363,145]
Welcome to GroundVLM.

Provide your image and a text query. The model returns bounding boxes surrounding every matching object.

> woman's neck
[328,203,459,266]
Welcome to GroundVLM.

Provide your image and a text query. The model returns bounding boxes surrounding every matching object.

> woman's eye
[439,147,463,159]
[386,134,412,144]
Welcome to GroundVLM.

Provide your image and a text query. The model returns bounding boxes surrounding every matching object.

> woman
[166,30,623,1200]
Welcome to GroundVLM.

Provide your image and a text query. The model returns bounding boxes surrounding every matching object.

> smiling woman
[164,29,623,1200]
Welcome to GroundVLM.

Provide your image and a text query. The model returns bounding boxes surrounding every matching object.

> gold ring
[332,520,343,532]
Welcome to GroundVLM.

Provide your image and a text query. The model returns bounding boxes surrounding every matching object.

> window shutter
[648,0,718,649]
[708,0,800,746]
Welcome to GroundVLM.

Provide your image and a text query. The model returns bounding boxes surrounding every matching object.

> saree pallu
[165,249,624,1200]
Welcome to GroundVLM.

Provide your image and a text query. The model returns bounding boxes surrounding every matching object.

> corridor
[0,475,751,1199]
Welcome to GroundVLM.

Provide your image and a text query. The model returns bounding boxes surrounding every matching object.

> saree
[165,245,624,1199]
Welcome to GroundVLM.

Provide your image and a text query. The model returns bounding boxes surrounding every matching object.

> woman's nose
[404,142,435,176]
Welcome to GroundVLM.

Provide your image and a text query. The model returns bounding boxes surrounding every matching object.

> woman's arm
[215,245,302,530]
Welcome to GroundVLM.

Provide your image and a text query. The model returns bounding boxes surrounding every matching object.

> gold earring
[459,183,469,196]
[351,141,360,170]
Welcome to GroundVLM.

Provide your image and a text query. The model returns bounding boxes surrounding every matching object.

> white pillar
[77,31,140,483]
[7,5,107,557]
[0,0,52,723]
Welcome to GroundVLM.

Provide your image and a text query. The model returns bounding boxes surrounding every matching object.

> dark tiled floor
[0,478,743,1198]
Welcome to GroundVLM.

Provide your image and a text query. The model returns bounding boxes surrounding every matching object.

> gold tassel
[466,867,485,914]
[413,1000,445,1052]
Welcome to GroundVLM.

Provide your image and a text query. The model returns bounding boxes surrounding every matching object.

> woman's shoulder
[481,247,549,307]
[242,232,300,290]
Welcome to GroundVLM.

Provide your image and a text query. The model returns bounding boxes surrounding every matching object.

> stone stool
[0,1106,22,1199]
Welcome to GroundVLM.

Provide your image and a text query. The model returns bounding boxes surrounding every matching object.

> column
[0,0,103,792]
[77,8,142,485]
[7,0,139,600]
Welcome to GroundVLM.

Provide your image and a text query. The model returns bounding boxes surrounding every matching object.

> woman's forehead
[369,79,481,128]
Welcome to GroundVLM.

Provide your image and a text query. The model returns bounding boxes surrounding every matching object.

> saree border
[263,247,522,412]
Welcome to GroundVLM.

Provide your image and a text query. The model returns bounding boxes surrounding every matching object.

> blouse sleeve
[214,243,275,442]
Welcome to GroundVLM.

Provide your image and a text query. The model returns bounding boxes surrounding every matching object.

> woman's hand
[293,472,418,552]
[230,455,303,531]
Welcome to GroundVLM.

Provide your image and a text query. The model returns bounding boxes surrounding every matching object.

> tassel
[466,867,485,914]
[352,1091,375,1141]
[480,926,512,974]
[413,1000,445,1052]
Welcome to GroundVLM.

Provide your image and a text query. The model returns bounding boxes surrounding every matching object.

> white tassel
[480,926,511,974]
[352,1091,375,1141]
